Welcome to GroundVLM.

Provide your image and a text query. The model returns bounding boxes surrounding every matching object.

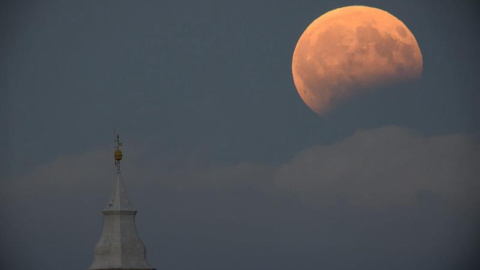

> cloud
[0,146,275,206]
[2,149,112,201]
[276,126,480,206]
[3,126,478,209]
[2,126,479,270]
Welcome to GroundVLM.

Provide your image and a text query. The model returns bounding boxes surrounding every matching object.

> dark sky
[1,0,479,269]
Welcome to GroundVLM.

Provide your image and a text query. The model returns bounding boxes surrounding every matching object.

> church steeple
[89,134,155,270]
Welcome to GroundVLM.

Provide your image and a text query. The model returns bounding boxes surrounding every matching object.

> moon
[292,6,423,115]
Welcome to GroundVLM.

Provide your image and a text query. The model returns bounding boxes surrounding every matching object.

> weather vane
[114,133,123,173]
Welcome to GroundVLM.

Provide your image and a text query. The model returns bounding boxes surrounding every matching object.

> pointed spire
[103,173,134,211]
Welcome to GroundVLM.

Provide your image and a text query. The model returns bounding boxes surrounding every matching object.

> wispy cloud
[276,126,480,206]
[3,126,479,208]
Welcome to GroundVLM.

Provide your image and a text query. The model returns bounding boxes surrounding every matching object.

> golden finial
[114,134,123,162]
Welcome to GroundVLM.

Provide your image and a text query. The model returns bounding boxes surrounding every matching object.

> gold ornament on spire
[114,134,123,162]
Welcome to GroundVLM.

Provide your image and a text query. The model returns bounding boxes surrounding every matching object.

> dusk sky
[1,0,479,269]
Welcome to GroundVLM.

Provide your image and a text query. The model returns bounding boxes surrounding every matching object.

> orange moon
[292,6,422,115]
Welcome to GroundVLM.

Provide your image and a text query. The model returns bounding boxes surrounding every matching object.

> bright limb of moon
[292,6,423,115]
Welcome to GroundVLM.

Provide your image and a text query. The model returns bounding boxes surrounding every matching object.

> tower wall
[89,211,154,270]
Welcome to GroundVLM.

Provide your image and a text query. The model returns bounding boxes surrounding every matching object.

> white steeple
[104,172,134,212]
[89,134,155,270]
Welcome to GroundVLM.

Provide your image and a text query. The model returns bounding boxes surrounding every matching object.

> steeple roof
[103,172,134,212]
[88,134,155,270]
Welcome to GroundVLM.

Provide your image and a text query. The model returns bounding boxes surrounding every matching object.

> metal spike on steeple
[103,134,133,211]
[114,133,123,171]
